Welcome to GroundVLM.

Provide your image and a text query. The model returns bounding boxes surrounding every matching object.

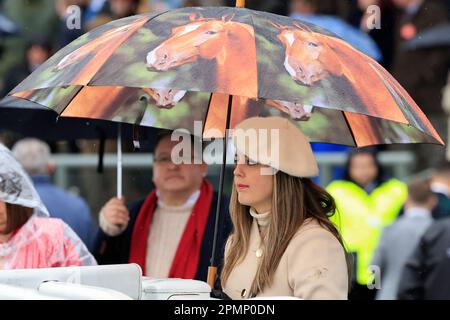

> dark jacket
[93,192,232,283]
[432,192,450,220]
[0,64,30,97]
[391,0,450,116]
[32,175,95,251]
[397,218,450,299]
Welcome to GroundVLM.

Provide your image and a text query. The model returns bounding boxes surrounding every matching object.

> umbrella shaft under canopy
[236,0,245,8]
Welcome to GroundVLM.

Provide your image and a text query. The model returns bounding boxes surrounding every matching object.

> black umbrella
[404,23,450,50]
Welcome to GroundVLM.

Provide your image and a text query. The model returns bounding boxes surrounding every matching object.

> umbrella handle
[207,266,217,289]
[117,123,122,199]
[236,0,245,8]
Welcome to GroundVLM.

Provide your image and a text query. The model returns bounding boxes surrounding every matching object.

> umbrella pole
[236,0,245,8]
[207,134,229,289]
[207,0,244,285]
[117,123,122,199]
[207,95,233,289]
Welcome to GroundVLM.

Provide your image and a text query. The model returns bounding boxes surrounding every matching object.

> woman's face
[233,154,274,213]
[0,201,7,234]
[349,153,378,187]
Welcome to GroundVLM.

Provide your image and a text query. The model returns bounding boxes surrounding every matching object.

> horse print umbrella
[6,6,443,147]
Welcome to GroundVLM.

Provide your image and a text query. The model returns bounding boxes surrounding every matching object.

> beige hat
[232,116,319,177]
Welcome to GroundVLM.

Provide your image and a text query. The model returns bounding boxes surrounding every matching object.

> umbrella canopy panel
[9,85,439,147]
[7,7,443,147]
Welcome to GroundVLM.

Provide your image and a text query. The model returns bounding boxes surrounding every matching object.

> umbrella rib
[202,92,214,137]
[342,111,358,148]
[249,13,260,98]
[3,95,59,116]
[52,86,85,121]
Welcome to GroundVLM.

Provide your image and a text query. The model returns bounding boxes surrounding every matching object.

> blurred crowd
[327,149,450,299]
[0,0,450,300]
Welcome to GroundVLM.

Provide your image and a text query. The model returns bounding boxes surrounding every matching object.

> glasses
[153,155,172,164]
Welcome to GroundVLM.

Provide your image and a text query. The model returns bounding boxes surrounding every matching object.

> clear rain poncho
[0,144,97,269]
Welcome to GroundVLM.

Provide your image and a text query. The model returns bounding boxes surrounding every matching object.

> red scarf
[129,180,213,278]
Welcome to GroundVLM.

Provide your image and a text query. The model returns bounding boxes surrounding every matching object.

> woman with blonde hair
[221,116,350,300]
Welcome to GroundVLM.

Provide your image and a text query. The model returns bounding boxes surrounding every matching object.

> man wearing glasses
[94,132,231,283]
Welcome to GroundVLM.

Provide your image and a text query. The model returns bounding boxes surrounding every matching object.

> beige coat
[223,218,349,300]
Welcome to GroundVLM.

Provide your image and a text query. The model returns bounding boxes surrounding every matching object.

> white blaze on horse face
[281,32,296,46]
[280,31,298,80]
[304,105,313,113]
[146,49,158,66]
[284,56,297,79]
[175,23,202,37]
[172,90,187,103]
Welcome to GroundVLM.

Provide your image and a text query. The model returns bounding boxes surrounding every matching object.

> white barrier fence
[52,151,416,189]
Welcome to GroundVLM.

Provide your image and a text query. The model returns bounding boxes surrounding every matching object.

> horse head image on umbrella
[1,0,444,287]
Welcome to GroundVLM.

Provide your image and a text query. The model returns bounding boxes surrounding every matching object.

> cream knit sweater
[249,207,271,236]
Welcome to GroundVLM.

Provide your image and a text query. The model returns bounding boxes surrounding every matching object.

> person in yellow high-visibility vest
[326,150,407,300]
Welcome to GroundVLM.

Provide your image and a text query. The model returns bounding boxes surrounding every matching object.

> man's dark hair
[408,178,434,205]
[26,38,53,54]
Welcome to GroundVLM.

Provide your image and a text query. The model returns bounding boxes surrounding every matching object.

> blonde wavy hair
[221,171,352,297]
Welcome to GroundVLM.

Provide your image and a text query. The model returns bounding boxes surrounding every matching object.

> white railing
[52,151,416,188]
